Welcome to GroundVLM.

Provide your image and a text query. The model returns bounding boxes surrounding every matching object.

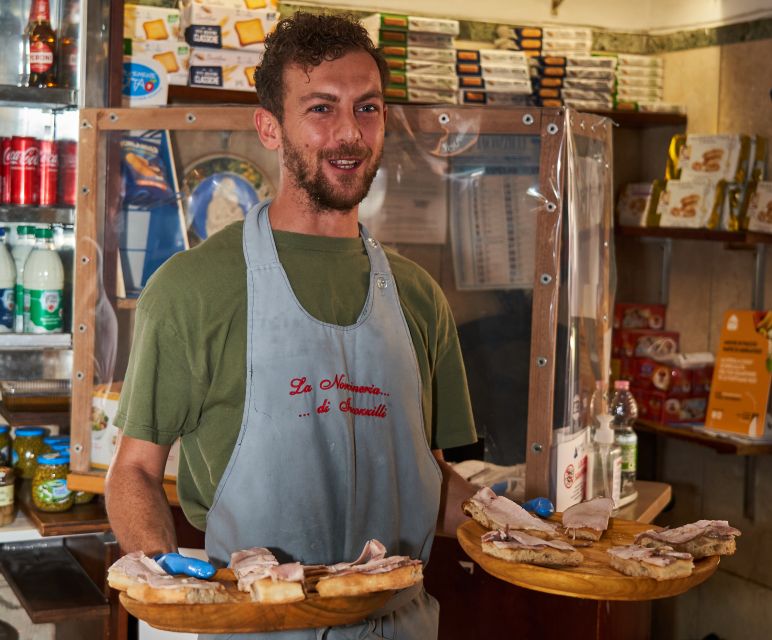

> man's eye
[310,105,329,113]
[359,104,378,113]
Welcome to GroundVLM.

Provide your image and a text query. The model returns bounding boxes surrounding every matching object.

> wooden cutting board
[120,588,393,634]
[457,518,720,601]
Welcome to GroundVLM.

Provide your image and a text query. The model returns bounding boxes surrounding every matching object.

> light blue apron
[203,202,442,640]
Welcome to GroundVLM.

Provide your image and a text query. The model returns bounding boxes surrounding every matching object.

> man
[106,11,478,639]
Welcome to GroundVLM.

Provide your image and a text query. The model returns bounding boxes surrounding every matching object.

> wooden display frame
[70,106,612,506]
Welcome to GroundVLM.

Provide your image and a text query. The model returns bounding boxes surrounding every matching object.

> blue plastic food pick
[154,552,216,579]
[521,497,555,518]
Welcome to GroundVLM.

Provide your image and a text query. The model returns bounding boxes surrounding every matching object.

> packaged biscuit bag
[720,182,754,231]
[678,134,751,183]
[181,0,278,51]
[617,181,662,227]
[124,4,181,42]
[747,182,772,234]
[747,136,768,183]
[666,134,686,180]
[656,180,726,229]
[188,46,265,91]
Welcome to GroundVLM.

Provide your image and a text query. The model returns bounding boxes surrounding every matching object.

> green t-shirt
[115,221,476,530]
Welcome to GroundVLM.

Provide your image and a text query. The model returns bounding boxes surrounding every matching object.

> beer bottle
[26,0,57,88]
[58,0,79,89]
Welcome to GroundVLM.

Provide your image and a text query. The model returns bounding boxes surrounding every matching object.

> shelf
[636,419,772,455]
[0,538,108,623]
[0,403,69,428]
[0,508,43,543]
[0,333,72,350]
[169,84,257,105]
[115,297,138,310]
[588,109,687,128]
[0,205,75,225]
[16,479,111,537]
[0,85,77,109]
[614,480,672,524]
[617,225,772,245]
[68,469,180,506]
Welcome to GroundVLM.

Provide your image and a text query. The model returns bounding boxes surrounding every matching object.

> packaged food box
[563,77,614,91]
[404,73,458,91]
[616,54,664,68]
[456,49,529,65]
[541,40,592,53]
[617,181,662,227]
[91,382,180,479]
[565,55,616,69]
[617,65,664,78]
[124,4,181,42]
[362,13,459,35]
[747,182,772,233]
[459,90,530,106]
[563,88,613,102]
[180,0,278,51]
[564,98,612,111]
[458,76,532,94]
[565,66,615,80]
[637,101,685,114]
[612,329,679,359]
[629,357,693,396]
[385,58,455,75]
[656,179,726,229]
[378,30,455,49]
[616,75,663,89]
[408,87,457,104]
[614,302,667,330]
[381,45,455,63]
[678,134,751,183]
[408,15,459,35]
[188,46,264,91]
[125,39,190,85]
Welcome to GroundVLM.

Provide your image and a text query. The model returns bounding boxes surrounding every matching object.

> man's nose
[333,110,363,143]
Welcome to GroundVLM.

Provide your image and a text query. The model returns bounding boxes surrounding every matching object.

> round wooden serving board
[119,590,393,634]
[457,518,719,601]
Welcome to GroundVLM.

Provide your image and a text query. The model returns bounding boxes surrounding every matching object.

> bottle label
[0,485,12,507]
[35,479,71,504]
[0,288,14,330]
[30,41,54,73]
[25,288,62,332]
[0,444,10,466]
[621,442,637,472]
[612,456,622,504]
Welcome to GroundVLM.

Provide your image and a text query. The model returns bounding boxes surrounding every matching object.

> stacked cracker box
[363,13,460,104]
[614,53,666,112]
[124,3,190,86]
[181,0,279,91]
[455,49,532,106]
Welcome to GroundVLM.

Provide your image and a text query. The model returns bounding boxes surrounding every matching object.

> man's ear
[254,107,281,150]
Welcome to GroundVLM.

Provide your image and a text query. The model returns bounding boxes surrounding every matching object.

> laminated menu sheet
[448,134,541,290]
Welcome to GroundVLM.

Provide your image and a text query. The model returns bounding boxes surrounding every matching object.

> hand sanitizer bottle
[586,413,622,505]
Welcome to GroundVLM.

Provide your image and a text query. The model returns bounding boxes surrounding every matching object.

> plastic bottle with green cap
[23,226,64,334]
[11,225,35,332]
[0,228,15,332]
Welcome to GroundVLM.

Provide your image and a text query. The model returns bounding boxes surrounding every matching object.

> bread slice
[562,497,615,542]
[607,544,694,581]
[481,529,582,567]
[239,577,305,603]
[316,563,423,597]
[125,576,231,604]
[107,551,168,592]
[462,487,557,539]
[634,520,740,559]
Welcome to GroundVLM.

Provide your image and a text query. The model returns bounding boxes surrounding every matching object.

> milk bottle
[11,225,35,332]
[0,229,16,332]
[23,226,64,334]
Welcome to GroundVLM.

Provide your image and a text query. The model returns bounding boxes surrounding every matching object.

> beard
[282,133,382,213]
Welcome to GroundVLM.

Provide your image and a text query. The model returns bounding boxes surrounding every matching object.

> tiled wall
[616,37,772,640]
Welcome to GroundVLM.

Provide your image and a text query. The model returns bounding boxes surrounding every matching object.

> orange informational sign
[706,310,772,439]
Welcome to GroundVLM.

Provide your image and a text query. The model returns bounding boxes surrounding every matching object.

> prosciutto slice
[468,487,557,535]
[634,520,741,545]
[109,551,167,582]
[608,544,692,567]
[562,497,614,533]
[229,547,304,590]
[482,529,577,552]
[326,539,421,577]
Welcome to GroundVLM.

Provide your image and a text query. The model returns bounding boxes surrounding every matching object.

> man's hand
[154,552,216,579]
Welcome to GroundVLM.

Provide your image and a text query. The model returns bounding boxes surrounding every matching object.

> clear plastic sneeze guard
[70,106,612,507]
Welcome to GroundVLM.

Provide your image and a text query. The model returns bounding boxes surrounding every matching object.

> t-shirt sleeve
[114,304,208,446]
[430,293,478,451]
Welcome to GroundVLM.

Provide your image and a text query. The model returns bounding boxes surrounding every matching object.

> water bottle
[0,229,16,333]
[23,226,64,334]
[610,380,639,499]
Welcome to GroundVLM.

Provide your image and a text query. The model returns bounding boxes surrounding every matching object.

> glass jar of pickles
[13,427,47,479]
[0,466,14,526]
[0,426,11,466]
[32,453,73,512]
[43,436,70,453]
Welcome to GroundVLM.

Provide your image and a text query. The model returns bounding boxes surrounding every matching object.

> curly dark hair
[253,11,389,121]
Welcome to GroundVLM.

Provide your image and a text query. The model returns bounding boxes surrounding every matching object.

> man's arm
[432,449,479,538]
[105,433,177,555]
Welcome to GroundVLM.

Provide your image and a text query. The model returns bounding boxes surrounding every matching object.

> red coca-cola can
[9,136,39,206]
[58,140,78,207]
[38,139,58,207]
[0,138,11,205]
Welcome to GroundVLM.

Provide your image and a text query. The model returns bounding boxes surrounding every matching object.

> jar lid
[43,436,70,445]
[37,453,70,465]
[0,426,9,434]
[15,427,47,437]
[51,443,70,452]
